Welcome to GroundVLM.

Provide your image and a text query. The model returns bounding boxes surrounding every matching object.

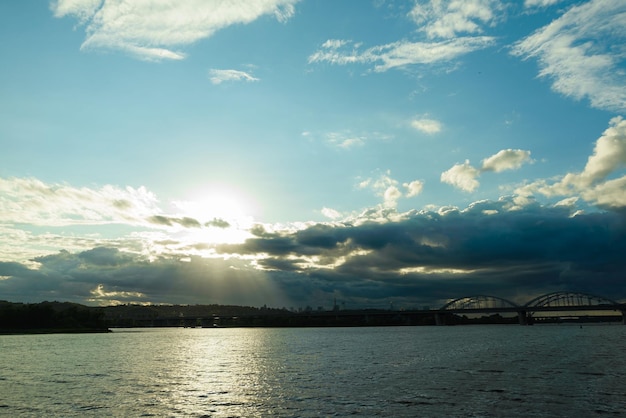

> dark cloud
[148,215,173,226]
[205,218,231,228]
[219,235,299,256]
[77,247,132,266]
[147,215,202,228]
[217,201,626,307]
[0,248,289,307]
[257,257,305,272]
[112,199,133,209]
[2,200,625,309]
[0,261,40,279]
[179,217,202,228]
[250,224,273,237]
[295,224,344,248]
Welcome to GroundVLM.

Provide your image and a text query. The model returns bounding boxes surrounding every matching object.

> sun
[171,186,257,245]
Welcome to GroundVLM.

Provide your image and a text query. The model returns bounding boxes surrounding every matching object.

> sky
[1,0,625,310]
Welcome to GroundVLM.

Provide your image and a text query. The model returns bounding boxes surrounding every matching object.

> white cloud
[512,0,626,112]
[581,177,626,210]
[90,284,145,301]
[411,116,443,134]
[515,117,626,209]
[579,116,626,184]
[307,130,392,149]
[441,160,481,192]
[321,207,342,220]
[442,149,532,192]
[383,186,403,208]
[309,1,503,73]
[481,149,532,172]
[554,196,579,208]
[326,131,366,149]
[309,37,495,72]
[524,0,564,8]
[543,116,626,190]
[51,0,101,22]
[131,47,186,61]
[209,69,259,85]
[0,177,160,226]
[408,0,503,39]
[51,0,300,60]
[321,39,350,49]
[403,180,424,198]
[359,171,423,207]
[309,1,505,74]
[362,171,401,208]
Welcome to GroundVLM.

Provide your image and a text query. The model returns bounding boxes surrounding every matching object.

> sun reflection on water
[145,328,282,417]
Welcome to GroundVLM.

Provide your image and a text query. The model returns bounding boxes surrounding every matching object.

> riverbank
[0,327,111,335]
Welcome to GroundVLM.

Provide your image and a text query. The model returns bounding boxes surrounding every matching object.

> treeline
[102,303,287,322]
[7,301,615,333]
[0,301,109,333]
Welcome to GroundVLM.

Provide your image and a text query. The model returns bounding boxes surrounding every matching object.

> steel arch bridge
[441,295,519,311]
[523,291,618,309]
[437,291,625,325]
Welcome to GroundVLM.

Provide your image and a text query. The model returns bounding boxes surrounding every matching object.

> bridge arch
[441,295,519,310]
[524,291,619,309]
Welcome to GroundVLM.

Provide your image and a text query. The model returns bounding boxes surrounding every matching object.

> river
[1,324,625,417]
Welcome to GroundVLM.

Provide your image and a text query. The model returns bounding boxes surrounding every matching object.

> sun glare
[172,187,257,245]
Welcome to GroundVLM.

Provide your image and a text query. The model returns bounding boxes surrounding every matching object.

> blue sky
[1,0,625,309]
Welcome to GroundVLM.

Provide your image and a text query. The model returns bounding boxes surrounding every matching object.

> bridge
[437,291,626,325]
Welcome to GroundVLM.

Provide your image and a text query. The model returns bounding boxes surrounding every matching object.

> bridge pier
[435,312,446,326]
[621,310,626,325]
[517,310,528,325]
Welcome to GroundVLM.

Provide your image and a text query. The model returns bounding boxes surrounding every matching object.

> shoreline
[0,328,111,335]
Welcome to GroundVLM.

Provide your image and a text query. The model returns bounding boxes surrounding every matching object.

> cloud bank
[2,201,625,309]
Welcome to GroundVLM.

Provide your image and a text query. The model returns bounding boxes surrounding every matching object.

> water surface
[1,325,625,417]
